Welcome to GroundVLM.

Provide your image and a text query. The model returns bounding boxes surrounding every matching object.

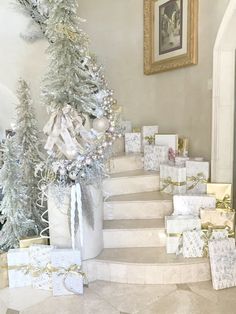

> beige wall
[0,0,229,159]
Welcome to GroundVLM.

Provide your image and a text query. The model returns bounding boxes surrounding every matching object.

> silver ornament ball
[93,117,110,132]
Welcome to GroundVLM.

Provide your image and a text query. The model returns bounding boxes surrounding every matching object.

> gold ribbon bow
[187,172,208,191]
[144,135,155,145]
[160,177,186,192]
[55,23,78,42]
[216,195,232,210]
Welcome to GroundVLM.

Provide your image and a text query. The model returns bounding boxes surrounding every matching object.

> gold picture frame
[144,0,198,74]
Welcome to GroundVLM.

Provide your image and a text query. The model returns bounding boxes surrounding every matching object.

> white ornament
[93,117,109,133]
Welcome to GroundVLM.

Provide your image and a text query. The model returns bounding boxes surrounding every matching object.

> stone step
[103,170,160,197]
[84,247,210,284]
[103,219,166,248]
[108,153,143,174]
[104,191,173,220]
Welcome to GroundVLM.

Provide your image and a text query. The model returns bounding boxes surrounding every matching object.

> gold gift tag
[19,236,49,248]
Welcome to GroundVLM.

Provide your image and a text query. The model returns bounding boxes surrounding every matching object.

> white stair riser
[103,175,159,196]
[109,155,143,174]
[84,260,211,284]
[103,229,166,248]
[104,200,173,220]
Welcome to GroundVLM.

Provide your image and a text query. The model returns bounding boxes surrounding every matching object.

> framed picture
[144,0,198,74]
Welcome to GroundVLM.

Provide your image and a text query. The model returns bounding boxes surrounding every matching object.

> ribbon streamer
[160,177,186,192]
[187,172,208,191]
[70,183,83,250]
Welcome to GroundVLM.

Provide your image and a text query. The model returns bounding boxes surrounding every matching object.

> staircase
[84,153,211,284]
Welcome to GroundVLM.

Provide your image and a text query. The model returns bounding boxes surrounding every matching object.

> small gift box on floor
[209,238,236,290]
[51,249,84,296]
[160,163,186,195]
[0,252,8,288]
[20,236,49,248]
[30,245,55,290]
[207,183,232,209]
[155,134,178,155]
[7,248,31,288]
[200,207,235,234]
[173,194,216,216]
[142,125,159,146]
[121,120,132,133]
[125,133,141,153]
[165,215,201,254]
[186,160,209,194]
[144,145,168,171]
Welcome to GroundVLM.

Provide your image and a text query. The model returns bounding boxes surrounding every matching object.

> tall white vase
[47,184,104,260]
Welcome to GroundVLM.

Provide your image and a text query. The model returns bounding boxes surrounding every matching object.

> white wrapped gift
[209,238,236,290]
[142,125,159,146]
[182,230,205,258]
[186,160,209,194]
[7,248,31,288]
[121,120,132,133]
[144,145,168,171]
[125,133,141,153]
[155,134,178,154]
[165,215,201,254]
[30,245,55,290]
[160,163,186,194]
[173,194,216,216]
[175,156,190,167]
[51,249,83,296]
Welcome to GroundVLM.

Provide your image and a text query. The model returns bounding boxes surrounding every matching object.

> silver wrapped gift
[186,160,209,194]
[155,134,178,154]
[182,230,205,258]
[125,133,141,153]
[142,125,159,146]
[160,163,187,195]
[144,145,168,171]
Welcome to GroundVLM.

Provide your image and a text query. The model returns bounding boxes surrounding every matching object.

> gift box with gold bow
[144,145,168,171]
[0,252,8,288]
[186,160,209,194]
[142,125,159,146]
[207,183,232,210]
[160,163,187,195]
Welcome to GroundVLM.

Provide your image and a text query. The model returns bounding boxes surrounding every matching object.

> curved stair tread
[105,191,172,203]
[103,218,165,230]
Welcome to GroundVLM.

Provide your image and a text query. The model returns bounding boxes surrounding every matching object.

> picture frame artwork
[144,0,198,74]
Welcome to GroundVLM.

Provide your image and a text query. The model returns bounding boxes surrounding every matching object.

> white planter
[47,184,104,260]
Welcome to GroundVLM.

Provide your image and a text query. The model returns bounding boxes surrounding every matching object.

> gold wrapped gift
[0,252,8,288]
[200,208,235,233]
[19,236,49,248]
[207,183,232,209]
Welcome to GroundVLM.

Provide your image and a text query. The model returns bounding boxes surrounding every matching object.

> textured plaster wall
[0,0,229,158]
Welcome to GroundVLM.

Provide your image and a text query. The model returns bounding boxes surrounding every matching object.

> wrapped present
[125,133,141,153]
[51,249,84,296]
[186,160,209,194]
[200,208,235,234]
[30,245,55,290]
[7,248,31,288]
[144,145,168,171]
[182,230,205,258]
[175,156,190,167]
[0,252,8,288]
[121,120,132,133]
[207,183,232,209]
[165,215,201,254]
[160,163,186,194]
[178,137,189,157]
[142,125,159,146]
[173,194,216,216]
[209,238,236,290]
[20,236,49,248]
[132,127,141,133]
[155,134,178,154]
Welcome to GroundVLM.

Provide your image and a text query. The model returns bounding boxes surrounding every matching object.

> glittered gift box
[29,245,55,290]
[200,208,235,233]
[207,183,232,209]
[182,230,205,258]
[160,163,186,195]
[155,134,178,154]
[51,249,84,296]
[20,236,49,248]
[186,160,209,194]
[142,125,159,146]
[144,145,168,171]
[7,248,31,288]
[165,215,201,254]
[125,133,141,153]
[0,252,8,288]
[173,194,216,216]
[209,238,236,290]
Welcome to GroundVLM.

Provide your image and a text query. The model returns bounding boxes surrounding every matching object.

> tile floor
[0,280,236,314]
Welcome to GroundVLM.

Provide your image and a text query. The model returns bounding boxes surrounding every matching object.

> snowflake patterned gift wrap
[182,230,206,258]
[7,248,31,288]
[144,145,168,171]
[186,160,209,194]
[142,125,159,146]
[209,238,236,290]
[165,215,201,254]
[125,133,141,153]
[155,134,178,154]
[29,245,55,290]
[160,163,186,194]
[51,249,84,296]
[173,194,216,216]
